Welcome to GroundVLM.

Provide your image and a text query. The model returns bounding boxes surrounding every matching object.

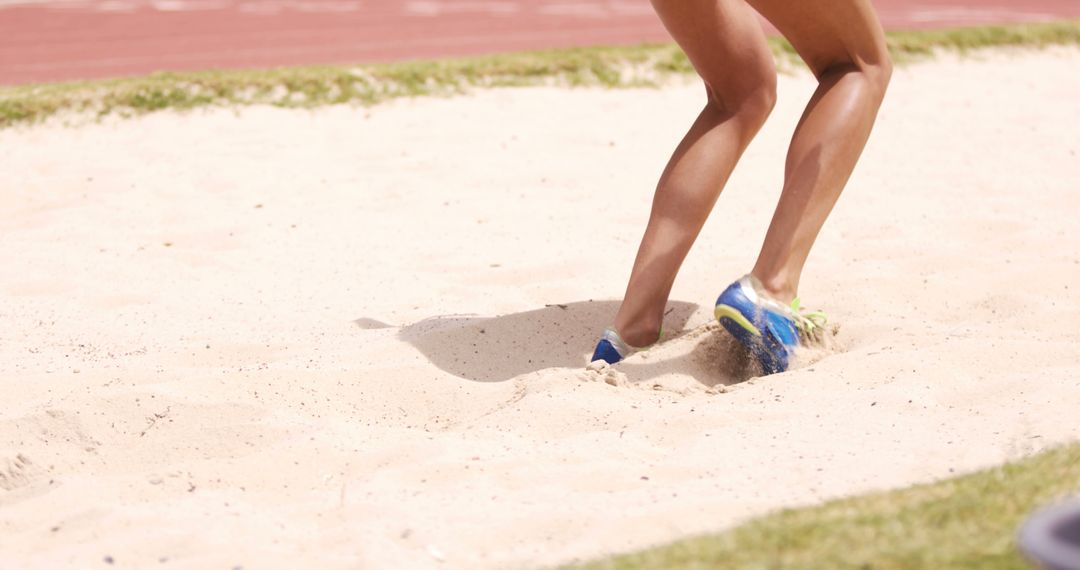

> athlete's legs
[747,0,892,302]
[612,0,776,347]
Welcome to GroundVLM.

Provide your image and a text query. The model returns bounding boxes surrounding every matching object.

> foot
[590,326,656,365]
[714,274,826,374]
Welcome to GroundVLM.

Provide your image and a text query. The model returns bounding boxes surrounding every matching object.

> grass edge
[1,19,1078,129]
[556,443,1080,570]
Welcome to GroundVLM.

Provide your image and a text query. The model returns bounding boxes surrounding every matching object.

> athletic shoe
[713,275,826,374]
[590,326,654,365]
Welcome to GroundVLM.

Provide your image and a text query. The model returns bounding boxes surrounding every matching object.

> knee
[862,54,893,98]
[819,51,892,102]
[704,71,777,129]
[745,78,779,124]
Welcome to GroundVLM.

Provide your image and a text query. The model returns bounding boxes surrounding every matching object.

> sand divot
[577,318,847,396]
[580,359,631,387]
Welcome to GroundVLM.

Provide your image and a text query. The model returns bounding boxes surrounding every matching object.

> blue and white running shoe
[590,326,650,365]
[714,275,826,375]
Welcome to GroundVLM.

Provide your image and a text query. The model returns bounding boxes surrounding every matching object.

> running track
[2,0,1078,85]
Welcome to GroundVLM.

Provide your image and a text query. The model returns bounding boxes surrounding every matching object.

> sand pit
[2,48,1079,569]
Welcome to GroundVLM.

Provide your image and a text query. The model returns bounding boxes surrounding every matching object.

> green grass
[1,20,1078,129]
[559,443,1080,570]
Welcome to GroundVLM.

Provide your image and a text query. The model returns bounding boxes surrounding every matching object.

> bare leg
[612,0,777,347]
[747,0,893,302]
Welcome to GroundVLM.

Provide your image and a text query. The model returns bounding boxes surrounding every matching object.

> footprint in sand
[0,454,42,492]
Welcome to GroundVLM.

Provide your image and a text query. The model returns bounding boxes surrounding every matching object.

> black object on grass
[1019,500,1080,570]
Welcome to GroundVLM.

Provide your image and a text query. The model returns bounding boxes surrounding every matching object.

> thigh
[746,0,889,76]
[650,0,776,105]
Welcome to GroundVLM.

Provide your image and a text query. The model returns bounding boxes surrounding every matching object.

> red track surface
[2,0,1078,85]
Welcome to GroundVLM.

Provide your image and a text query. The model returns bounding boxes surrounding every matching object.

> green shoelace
[789,297,828,339]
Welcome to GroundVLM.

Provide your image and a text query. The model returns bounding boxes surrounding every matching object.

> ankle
[611,320,662,349]
[750,271,797,304]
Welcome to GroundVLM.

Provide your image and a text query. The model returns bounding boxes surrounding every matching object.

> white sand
[2,48,1079,569]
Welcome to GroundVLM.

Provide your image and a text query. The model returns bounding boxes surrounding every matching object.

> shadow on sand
[383,300,759,387]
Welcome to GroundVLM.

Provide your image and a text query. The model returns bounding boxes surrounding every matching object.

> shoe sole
[714,303,785,374]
